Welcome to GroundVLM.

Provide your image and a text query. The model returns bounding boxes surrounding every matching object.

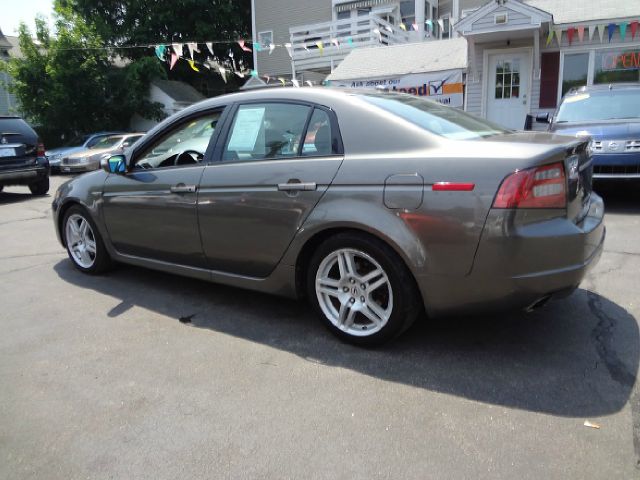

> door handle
[277,181,317,192]
[170,184,197,193]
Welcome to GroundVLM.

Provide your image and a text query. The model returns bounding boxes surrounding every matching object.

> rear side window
[0,118,37,142]
[222,103,311,161]
[360,93,508,140]
[302,109,333,156]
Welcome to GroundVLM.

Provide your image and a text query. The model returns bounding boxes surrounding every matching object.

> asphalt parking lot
[1,175,639,479]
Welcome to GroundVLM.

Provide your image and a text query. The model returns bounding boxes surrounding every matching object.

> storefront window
[594,48,640,84]
[561,53,589,96]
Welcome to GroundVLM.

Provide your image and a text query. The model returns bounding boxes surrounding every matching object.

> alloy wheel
[315,248,393,337]
[65,214,97,269]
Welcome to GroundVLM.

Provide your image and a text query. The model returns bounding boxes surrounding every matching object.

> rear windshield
[555,89,640,123]
[0,118,37,139]
[90,136,124,149]
[63,134,91,147]
[359,93,508,140]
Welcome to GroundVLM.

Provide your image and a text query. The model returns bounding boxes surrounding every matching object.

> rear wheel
[307,232,421,346]
[63,206,112,274]
[29,177,49,195]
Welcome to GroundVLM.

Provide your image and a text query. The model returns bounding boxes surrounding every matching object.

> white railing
[289,14,419,63]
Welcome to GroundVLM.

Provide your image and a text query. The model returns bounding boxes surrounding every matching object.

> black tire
[29,177,49,195]
[62,205,113,274]
[306,232,421,347]
[0,185,3,192]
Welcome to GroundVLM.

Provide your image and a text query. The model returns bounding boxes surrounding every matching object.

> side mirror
[536,112,550,124]
[100,154,127,174]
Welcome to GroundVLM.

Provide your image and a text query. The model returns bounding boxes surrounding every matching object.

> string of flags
[546,20,639,47]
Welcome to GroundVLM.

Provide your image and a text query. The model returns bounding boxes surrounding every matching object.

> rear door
[198,101,344,277]
[0,118,38,173]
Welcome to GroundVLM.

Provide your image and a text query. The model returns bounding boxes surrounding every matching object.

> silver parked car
[52,88,605,345]
[60,133,144,173]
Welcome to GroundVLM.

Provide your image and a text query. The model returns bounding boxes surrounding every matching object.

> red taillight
[493,162,566,209]
[37,142,46,158]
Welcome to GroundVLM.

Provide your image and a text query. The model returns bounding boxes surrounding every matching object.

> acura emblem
[0,137,7,145]
[608,141,619,151]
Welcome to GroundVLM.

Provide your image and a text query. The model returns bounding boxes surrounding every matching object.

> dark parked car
[52,88,604,345]
[538,83,640,179]
[0,116,49,195]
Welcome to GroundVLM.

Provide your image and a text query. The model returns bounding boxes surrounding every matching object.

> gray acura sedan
[52,88,605,345]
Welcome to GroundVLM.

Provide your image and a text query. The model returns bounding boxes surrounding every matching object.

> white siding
[254,0,332,77]
[471,6,532,30]
[465,38,538,130]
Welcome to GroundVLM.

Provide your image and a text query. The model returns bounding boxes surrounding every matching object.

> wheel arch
[293,225,426,312]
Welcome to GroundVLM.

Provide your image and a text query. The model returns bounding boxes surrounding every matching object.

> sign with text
[601,50,640,71]
[328,69,464,107]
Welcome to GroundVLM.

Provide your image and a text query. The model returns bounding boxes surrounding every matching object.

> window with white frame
[258,31,273,47]
[439,15,451,39]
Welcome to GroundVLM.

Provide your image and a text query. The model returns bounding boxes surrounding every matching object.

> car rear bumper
[417,193,605,317]
[0,166,49,186]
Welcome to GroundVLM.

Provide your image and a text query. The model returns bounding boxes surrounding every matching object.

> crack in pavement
[587,290,640,470]
[0,215,49,226]
[0,252,64,260]
[0,259,60,275]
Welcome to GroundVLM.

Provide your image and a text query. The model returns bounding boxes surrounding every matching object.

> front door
[486,51,531,130]
[102,110,224,268]
[198,101,344,278]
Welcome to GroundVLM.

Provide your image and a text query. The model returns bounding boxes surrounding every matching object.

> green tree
[58,0,253,95]
[0,7,166,147]
[58,0,252,54]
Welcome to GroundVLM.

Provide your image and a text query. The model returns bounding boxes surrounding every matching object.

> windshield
[360,93,508,140]
[90,136,123,149]
[555,89,640,123]
[63,134,90,147]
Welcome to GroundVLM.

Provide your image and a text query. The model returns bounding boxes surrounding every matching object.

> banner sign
[327,69,464,107]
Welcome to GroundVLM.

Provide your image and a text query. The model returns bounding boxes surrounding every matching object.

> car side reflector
[493,162,566,209]
[432,182,475,191]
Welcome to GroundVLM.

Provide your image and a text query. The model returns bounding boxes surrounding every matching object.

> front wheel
[307,232,421,346]
[63,206,112,274]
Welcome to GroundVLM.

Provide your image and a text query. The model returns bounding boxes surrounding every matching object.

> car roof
[566,83,640,96]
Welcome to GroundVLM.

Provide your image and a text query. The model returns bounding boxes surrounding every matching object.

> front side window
[555,89,640,123]
[222,103,312,162]
[134,111,222,169]
[361,93,508,139]
[561,53,589,96]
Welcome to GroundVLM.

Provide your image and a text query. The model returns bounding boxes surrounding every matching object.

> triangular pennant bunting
[597,24,605,43]
[607,23,616,42]
[577,25,585,43]
[619,22,628,40]
[169,52,178,70]
[154,45,166,61]
[172,43,183,57]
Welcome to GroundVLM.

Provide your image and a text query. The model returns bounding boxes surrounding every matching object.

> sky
[0,0,54,36]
